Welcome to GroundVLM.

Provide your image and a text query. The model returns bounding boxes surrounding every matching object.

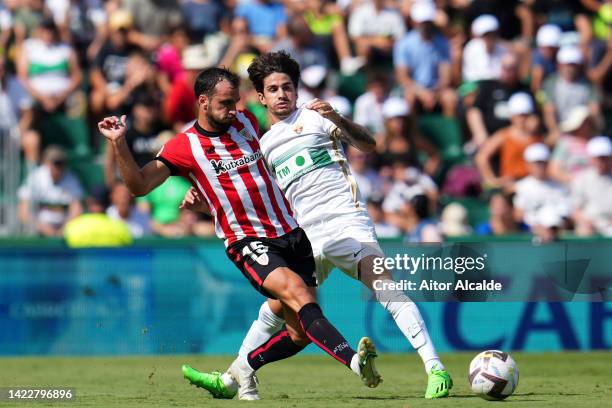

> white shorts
[303,212,385,285]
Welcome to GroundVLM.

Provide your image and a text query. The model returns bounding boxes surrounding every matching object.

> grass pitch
[0,352,609,407]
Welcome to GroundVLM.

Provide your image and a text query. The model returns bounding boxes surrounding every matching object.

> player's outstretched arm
[98,115,170,196]
[306,99,376,153]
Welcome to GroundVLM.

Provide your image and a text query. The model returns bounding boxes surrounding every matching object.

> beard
[205,109,234,132]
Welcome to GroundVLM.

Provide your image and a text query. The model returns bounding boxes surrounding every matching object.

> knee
[273,268,314,306]
[286,326,311,346]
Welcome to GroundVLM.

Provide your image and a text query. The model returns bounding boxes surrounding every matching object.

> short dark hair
[194,67,240,98]
[247,51,301,93]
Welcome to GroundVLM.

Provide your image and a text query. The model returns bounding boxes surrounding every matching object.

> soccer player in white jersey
[182,53,452,399]
[98,67,381,400]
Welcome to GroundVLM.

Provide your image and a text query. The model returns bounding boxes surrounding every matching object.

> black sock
[297,303,356,368]
[247,328,306,371]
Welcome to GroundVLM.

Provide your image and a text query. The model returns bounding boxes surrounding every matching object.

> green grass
[0,352,609,407]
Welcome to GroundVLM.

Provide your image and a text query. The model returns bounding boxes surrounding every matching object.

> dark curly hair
[194,67,240,98]
[247,51,301,93]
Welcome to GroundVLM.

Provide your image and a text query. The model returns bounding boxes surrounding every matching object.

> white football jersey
[259,106,368,228]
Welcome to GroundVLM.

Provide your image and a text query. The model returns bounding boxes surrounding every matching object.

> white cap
[586,136,612,157]
[472,14,499,36]
[524,143,551,162]
[537,207,564,228]
[411,1,436,23]
[382,97,410,118]
[559,105,590,133]
[508,92,534,116]
[557,46,583,64]
[301,65,327,88]
[536,24,562,48]
[441,203,470,237]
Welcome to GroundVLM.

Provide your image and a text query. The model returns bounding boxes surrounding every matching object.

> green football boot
[425,366,453,399]
[182,364,237,399]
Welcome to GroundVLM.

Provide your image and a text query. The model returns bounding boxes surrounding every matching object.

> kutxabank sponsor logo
[210,151,263,175]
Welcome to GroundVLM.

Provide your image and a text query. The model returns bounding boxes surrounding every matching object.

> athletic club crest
[293,124,303,134]
[238,127,254,141]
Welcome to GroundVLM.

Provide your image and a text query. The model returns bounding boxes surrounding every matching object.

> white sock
[374,280,444,374]
[238,301,285,358]
[220,372,235,388]
[350,353,361,376]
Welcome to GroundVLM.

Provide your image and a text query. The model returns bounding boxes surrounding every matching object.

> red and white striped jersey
[156,111,297,246]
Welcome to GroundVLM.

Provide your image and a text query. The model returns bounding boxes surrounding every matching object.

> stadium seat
[337,71,367,103]
[69,155,105,192]
[417,114,465,166]
[38,114,91,159]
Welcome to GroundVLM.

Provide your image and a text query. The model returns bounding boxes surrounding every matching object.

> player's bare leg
[359,254,452,398]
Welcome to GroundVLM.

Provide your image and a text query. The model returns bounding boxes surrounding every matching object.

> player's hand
[180,187,210,214]
[306,98,342,123]
[98,115,127,142]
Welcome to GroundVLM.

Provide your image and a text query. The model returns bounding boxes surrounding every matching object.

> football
[468,350,519,400]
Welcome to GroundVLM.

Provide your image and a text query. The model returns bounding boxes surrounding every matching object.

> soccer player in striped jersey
[97,67,381,400]
[181,52,452,399]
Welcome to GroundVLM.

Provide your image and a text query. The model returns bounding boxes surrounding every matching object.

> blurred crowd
[1,0,611,246]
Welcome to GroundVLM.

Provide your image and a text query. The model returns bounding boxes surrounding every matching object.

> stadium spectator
[440,202,472,237]
[383,164,439,232]
[513,143,571,230]
[163,44,211,129]
[104,92,165,186]
[136,176,192,237]
[353,70,392,134]
[377,97,440,177]
[107,181,152,238]
[549,105,596,184]
[394,1,456,117]
[461,0,533,41]
[530,24,562,92]
[272,15,328,69]
[347,145,381,203]
[89,9,133,117]
[17,145,84,236]
[476,191,528,236]
[110,51,159,114]
[462,15,509,82]
[180,0,230,44]
[542,45,601,138]
[233,0,288,52]
[586,35,612,128]
[156,25,189,95]
[589,0,612,39]
[12,0,47,45]
[475,92,542,190]
[528,0,590,33]
[16,18,82,116]
[64,0,107,64]
[348,0,405,65]
[301,0,364,75]
[0,55,37,165]
[402,193,443,243]
[466,53,531,147]
[0,2,15,55]
[122,0,183,52]
[571,135,612,236]
[64,185,133,247]
[366,194,401,238]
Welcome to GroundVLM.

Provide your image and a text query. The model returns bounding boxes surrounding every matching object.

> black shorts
[226,227,316,298]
